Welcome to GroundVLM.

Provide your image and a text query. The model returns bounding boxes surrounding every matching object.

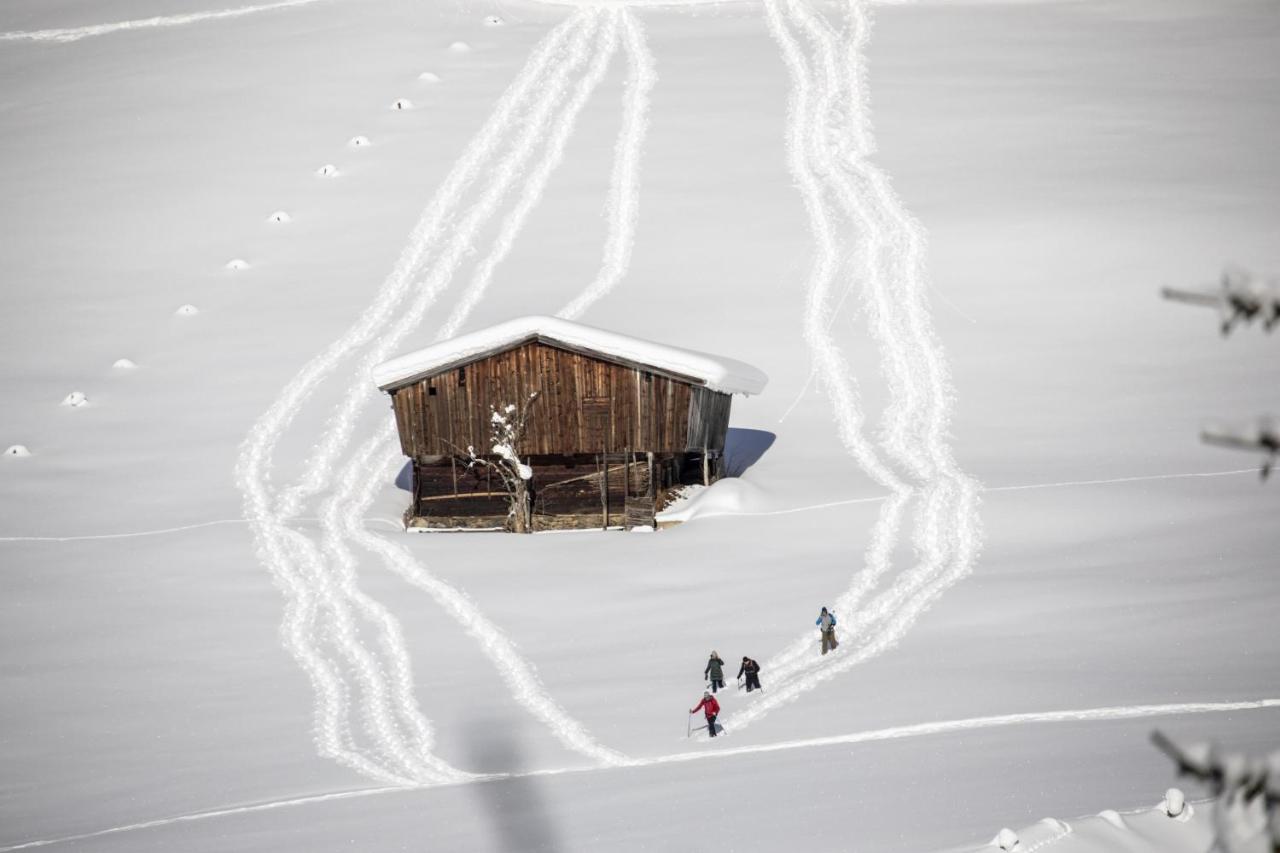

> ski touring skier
[690,691,721,737]
[737,655,762,692]
[816,606,839,655]
[704,650,726,693]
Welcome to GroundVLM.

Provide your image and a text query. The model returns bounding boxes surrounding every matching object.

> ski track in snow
[558,10,656,320]
[318,8,630,767]
[0,0,327,43]
[6,698,1278,852]
[233,9,613,785]
[726,0,983,734]
[231,4,658,783]
[329,8,651,766]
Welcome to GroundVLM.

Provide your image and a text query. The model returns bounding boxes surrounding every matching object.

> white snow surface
[373,314,769,394]
[1,1,1278,852]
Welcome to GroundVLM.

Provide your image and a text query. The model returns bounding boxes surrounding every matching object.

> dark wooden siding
[686,386,733,452]
[390,340,700,457]
[409,452,673,531]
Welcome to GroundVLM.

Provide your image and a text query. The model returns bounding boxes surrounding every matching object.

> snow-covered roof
[373,316,768,395]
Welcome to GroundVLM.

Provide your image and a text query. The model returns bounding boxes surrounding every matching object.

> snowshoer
[704,651,726,693]
[690,691,721,737]
[737,656,762,692]
[816,606,839,655]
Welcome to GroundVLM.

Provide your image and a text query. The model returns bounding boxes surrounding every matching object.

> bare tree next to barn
[450,392,541,533]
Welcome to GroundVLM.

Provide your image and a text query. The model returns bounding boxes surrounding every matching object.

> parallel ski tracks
[233,6,652,784]
[724,0,984,734]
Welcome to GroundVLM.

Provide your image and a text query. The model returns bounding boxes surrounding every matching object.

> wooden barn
[373,316,768,531]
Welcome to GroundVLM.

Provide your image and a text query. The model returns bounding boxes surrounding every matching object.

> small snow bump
[61,391,89,408]
[5,445,31,457]
[994,828,1019,851]
[483,15,504,26]
[448,41,471,53]
[418,71,441,83]
[1096,810,1127,830]
[175,304,200,317]
[1162,788,1186,818]
[225,258,250,271]
[112,358,137,370]
[316,164,340,177]
[391,98,413,111]
[267,210,291,224]
[348,135,371,148]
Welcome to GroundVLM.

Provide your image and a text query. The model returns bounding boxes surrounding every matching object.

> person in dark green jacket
[704,651,726,693]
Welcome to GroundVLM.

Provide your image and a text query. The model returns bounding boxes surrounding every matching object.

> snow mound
[966,798,1217,853]
[224,258,250,271]
[449,41,471,52]
[316,164,340,177]
[994,828,1019,851]
[418,71,441,83]
[112,358,137,369]
[1161,788,1189,819]
[483,15,504,25]
[5,445,31,457]
[656,477,770,524]
[266,210,291,224]
[391,98,413,111]
[175,304,199,316]
[348,135,371,148]
[61,391,89,408]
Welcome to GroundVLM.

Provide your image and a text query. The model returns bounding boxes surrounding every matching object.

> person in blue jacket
[816,606,839,655]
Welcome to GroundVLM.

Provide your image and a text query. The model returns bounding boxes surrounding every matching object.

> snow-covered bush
[1163,787,1186,818]
[5,445,31,457]
[316,164,339,177]
[483,15,504,26]
[348,135,371,148]
[391,99,412,111]
[61,391,88,407]
[225,258,250,271]
[175,304,199,316]
[994,827,1019,851]
[112,358,137,369]
[266,210,291,224]
[449,392,540,533]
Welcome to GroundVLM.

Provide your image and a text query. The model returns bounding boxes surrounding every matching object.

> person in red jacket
[690,691,721,737]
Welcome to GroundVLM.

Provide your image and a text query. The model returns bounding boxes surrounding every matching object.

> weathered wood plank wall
[390,340,719,457]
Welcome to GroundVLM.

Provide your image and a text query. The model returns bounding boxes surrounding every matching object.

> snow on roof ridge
[373,315,768,395]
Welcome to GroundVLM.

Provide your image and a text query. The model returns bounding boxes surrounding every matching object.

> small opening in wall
[457,368,466,387]
[428,386,437,396]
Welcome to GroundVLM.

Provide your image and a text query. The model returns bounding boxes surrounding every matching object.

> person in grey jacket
[704,651,726,693]
[816,607,839,655]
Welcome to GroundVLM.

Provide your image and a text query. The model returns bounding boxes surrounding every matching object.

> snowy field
[1,0,1278,851]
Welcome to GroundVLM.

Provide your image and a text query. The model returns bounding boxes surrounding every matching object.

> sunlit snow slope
[1,0,1278,851]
